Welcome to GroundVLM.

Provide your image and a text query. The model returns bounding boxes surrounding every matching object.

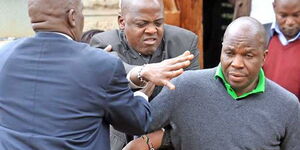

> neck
[32,24,75,41]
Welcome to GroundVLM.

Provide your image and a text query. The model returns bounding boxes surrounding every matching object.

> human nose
[231,55,244,69]
[145,24,157,34]
[286,17,296,27]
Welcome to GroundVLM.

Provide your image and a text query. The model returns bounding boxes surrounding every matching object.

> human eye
[224,50,234,56]
[154,20,163,27]
[278,13,287,18]
[245,53,254,58]
[135,21,147,28]
[293,12,300,17]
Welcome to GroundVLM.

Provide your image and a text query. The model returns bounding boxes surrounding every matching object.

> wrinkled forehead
[121,0,163,16]
[274,0,300,14]
[223,20,267,50]
[275,0,300,7]
[223,30,265,52]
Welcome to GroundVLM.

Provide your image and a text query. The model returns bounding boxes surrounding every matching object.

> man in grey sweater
[123,17,300,150]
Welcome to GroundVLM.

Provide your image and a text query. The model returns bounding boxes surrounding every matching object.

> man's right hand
[130,51,194,90]
[104,45,112,52]
[139,82,156,97]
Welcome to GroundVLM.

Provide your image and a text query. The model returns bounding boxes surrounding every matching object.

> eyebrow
[224,46,259,52]
[133,17,164,22]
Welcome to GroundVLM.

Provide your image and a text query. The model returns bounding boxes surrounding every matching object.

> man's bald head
[274,0,299,4]
[28,0,84,41]
[120,0,163,16]
[221,17,269,96]
[223,17,268,50]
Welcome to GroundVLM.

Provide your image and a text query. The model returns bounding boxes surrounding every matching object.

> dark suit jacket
[0,32,151,150]
[90,24,200,73]
[90,24,200,150]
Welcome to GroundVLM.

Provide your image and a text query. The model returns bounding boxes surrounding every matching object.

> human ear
[262,50,268,65]
[118,15,125,30]
[67,9,76,27]
[272,2,276,11]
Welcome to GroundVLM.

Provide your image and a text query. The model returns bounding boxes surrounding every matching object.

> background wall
[0,0,119,38]
[83,0,119,8]
[0,0,34,38]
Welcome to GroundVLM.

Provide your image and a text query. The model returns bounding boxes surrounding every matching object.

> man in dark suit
[0,0,194,149]
[263,0,300,100]
[90,0,200,98]
[90,0,200,149]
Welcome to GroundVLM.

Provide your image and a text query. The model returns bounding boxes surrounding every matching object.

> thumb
[104,45,112,52]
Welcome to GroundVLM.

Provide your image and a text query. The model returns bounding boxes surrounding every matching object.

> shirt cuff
[126,67,146,89]
[134,91,149,102]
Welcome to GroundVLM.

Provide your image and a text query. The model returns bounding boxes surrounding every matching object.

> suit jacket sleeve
[104,59,152,135]
[90,34,137,73]
[185,34,200,70]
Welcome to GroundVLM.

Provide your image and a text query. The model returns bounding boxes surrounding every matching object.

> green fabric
[214,65,265,100]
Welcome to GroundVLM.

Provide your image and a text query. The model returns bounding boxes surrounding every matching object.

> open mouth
[143,38,157,45]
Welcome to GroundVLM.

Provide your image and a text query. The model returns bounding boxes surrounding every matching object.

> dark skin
[123,129,164,150]
[130,51,194,90]
[28,0,84,41]
[119,0,164,56]
[273,0,300,40]
[123,17,269,149]
[27,0,194,89]
[117,0,194,89]
[221,17,268,96]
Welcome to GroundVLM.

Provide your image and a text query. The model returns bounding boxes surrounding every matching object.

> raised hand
[130,51,194,90]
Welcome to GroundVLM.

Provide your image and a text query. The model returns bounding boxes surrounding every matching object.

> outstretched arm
[90,35,194,90]
[123,129,164,150]
[129,51,194,90]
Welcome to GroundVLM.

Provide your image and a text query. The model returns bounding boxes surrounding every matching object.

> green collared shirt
[214,65,265,100]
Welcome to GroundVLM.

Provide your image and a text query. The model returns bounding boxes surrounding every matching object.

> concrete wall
[0,0,34,38]
[83,0,119,8]
[0,0,119,38]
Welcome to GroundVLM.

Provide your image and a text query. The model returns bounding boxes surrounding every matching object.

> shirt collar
[214,65,265,100]
[53,32,73,40]
[271,22,300,46]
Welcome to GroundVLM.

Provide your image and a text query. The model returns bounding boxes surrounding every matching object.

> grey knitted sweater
[150,68,300,150]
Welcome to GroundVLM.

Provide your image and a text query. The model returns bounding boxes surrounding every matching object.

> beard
[281,26,300,39]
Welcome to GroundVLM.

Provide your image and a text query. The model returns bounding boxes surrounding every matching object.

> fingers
[104,45,112,52]
[161,69,184,90]
[166,60,191,71]
[164,81,176,90]
[160,69,183,81]
[181,51,191,56]
[141,51,192,89]
[170,68,184,78]
[164,51,194,65]
[179,51,194,62]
